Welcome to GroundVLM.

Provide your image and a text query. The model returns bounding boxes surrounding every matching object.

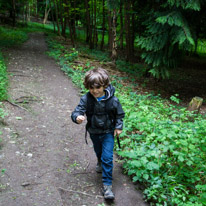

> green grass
[0,22,54,49]
[0,26,28,48]
[197,39,206,56]
[0,22,55,100]
[21,22,54,33]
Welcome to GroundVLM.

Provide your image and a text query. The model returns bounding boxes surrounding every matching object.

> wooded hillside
[1,0,206,79]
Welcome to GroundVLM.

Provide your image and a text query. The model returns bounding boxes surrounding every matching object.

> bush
[116,89,206,205]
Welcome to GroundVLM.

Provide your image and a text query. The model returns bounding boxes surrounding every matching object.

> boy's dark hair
[84,68,110,89]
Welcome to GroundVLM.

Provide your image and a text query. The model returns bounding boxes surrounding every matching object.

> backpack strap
[85,129,88,144]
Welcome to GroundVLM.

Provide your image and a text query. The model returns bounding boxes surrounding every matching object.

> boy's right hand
[76,115,85,124]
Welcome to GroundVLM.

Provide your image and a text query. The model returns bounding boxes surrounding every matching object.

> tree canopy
[0,0,206,78]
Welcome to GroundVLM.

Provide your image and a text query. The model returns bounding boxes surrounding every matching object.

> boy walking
[71,68,125,200]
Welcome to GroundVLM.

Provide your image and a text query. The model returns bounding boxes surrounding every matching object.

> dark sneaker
[96,161,102,173]
[102,185,115,200]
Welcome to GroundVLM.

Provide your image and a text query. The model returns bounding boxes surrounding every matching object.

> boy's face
[89,86,105,98]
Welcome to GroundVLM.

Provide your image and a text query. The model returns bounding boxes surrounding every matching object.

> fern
[137,1,202,79]
[167,0,201,10]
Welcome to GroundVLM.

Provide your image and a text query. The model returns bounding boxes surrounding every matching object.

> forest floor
[0,33,149,206]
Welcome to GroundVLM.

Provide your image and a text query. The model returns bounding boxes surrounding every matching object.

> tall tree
[89,0,94,49]
[119,0,124,50]
[53,0,61,35]
[107,10,112,51]
[43,0,51,24]
[100,0,106,50]
[137,0,205,79]
[85,0,91,43]
[93,0,98,48]
[12,0,16,26]
[49,0,56,32]
[107,0,120,62]
[124,0,132,61]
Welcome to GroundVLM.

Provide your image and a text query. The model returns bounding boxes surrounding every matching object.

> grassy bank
[0,22,55,100]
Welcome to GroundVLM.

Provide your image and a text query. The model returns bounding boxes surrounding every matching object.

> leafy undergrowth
[46,35,206,206]
[0,26,28,48]
[0,52,8,101]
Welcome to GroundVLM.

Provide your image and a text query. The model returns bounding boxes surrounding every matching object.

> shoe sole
[102,191,115,200]
[104,195,115,200]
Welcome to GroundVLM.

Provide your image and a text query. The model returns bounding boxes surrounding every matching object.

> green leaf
[143,173,149,180]
[147,162,160,171]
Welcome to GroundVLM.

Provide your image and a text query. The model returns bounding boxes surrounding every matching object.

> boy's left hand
[114,129,122,137]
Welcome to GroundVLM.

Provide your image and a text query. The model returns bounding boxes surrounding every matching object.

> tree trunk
[111,9,117,62]
[85,0,91,43]
[35,0,38,16]
[60,0,67,37]
[28,1,30,21]
[89,0,94,49]
[194,27,200,56]
[100,0,105,50]
[65,0,75,47]
[108,11,112,51]
[120,1,124,50]
[49,0,56,33]
[124,0,131,61]
[53,0,61,35]
[71,0,76,42]
[131,0,135,58]
[43,0,51,24]
[93,0,97,48]
[25,1,30,22]
[12,0,16,27]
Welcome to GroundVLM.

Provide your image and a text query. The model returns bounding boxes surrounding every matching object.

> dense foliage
[117,92,206,205]
[1,0,206,78]
[46,35,206,205]
[137,0,206,78]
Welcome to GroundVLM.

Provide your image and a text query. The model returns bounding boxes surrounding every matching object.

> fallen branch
[84,161,90,170]
[58,187,103,199]
[71,172,89,175]
[12,74,30,77]
[15,96,41,104]
[6,100,29,112]
[83,184,95,189]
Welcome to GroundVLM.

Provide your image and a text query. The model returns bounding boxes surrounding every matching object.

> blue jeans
[90,132,114,186]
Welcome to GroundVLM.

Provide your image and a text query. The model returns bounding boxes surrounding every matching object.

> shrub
[116,90,206,205]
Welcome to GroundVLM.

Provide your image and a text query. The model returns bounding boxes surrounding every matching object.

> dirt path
[0,33,148,206]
